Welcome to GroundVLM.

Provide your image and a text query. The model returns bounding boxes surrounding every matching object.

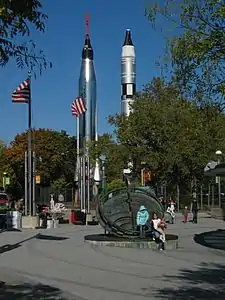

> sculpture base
[22,216,40,229]
[84,234,178,250]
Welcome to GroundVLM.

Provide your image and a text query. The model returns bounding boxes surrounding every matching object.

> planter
[46,218,59,229]
[53,219,59,228]
[47,219,54,229]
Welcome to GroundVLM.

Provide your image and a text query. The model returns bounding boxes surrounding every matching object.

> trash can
[6,211,22,229]
[39,212,47,228]
[71,210,86,225]
[71,210,76,223]
[81,211,87,224]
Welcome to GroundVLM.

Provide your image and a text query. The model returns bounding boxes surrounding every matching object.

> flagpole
[28,71,32,216]
[71,96,86,212]
[24,151,28,216]
[76,116,82,210]
[83,82,87,214]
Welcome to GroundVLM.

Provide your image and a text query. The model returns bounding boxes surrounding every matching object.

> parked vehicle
[0,192,9,207]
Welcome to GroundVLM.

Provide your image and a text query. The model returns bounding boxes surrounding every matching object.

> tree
[145,0,225,106]
[88,134,130,183]
[106,179,125,192]
[109,78,225,191]
[0,140,6,187]
[4,129,76,189]
[0,139,5,164]
[0,0,51,73]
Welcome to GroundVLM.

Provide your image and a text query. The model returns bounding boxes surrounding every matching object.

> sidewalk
[0,267,76,299]
[0,215,224,300]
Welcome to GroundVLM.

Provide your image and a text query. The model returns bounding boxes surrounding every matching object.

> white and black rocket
[121,29,136,116]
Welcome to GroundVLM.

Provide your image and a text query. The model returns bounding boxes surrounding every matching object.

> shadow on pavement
[194,229,225,251]
[0,229,22,233]
[0,243,21,254]
[0,282,71,299]
[0,233,68,255]
[155,263,225,299]
[0,234,39,255]
[36,234,69,241]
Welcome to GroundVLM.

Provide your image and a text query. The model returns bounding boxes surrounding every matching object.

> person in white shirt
[151,212,165,250]
[170,201,175,213]
[152,215,161,232]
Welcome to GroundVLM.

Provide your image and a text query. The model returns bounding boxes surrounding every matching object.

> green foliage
[0,139,5,163]
[0,140,6,185]
[145,0,225,106]
[88,134,129,182]
[4,129,76,189]
[52,177,71,189]
[0,0,51,74]
[6,174,24,198]
[109,78,225,188]
[106,179,125,191]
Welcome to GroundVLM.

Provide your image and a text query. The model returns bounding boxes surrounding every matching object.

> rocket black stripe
[121,95,134,100]
[121,83,136,96]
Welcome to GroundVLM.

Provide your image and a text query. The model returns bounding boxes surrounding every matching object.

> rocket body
[121,29,136,116]
[79,34,97,146]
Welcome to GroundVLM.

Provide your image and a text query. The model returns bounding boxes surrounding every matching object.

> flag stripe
[12,79,30,103]
[79,97,86,112]
[71,97,86,117]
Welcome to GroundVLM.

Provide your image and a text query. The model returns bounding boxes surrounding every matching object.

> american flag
[12,79,30,103]
[71,97,86,116]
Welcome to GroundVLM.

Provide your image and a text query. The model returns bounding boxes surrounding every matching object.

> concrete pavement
[0,214,225,299]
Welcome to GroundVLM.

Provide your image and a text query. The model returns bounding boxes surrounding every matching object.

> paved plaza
[0,214,225,299]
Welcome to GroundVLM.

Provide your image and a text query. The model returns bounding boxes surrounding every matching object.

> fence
[36,181,225,211]
[157,182,225,211]
[36,186,75,208]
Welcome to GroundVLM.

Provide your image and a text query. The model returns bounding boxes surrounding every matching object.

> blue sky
[0,0,167,144]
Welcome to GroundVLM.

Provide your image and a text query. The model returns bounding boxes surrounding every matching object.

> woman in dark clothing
[191,199,198,223]
[10,200,15,210]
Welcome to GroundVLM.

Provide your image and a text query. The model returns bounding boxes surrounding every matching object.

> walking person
[191,199,198,223]
[182,206,189,223]
[166,205,175,224]
[170,199,175,214]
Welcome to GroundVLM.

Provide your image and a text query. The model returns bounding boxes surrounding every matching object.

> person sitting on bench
[151,212,166,250]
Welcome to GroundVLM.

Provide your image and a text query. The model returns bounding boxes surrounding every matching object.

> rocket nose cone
[82,34,93,59]
[123,29,133,46]
[84,34,92,48]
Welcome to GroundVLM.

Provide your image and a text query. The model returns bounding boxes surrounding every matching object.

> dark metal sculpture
[96,186,164,239]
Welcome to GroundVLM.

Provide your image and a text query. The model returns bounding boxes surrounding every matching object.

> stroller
[164,206,175,224]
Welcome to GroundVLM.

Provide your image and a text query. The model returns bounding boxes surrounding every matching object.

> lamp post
[2,172,7,191]
[93,158,101,203]
[123,164,135,230]
[215,150,222,207]
[99,154,106,191]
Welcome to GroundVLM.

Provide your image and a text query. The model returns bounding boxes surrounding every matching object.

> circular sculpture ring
[96,186,164,239]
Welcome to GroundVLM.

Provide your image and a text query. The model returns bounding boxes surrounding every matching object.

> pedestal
[86,213,93,225]
[22,216,40,229]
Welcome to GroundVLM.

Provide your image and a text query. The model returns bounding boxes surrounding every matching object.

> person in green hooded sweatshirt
[136,205,150,238]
